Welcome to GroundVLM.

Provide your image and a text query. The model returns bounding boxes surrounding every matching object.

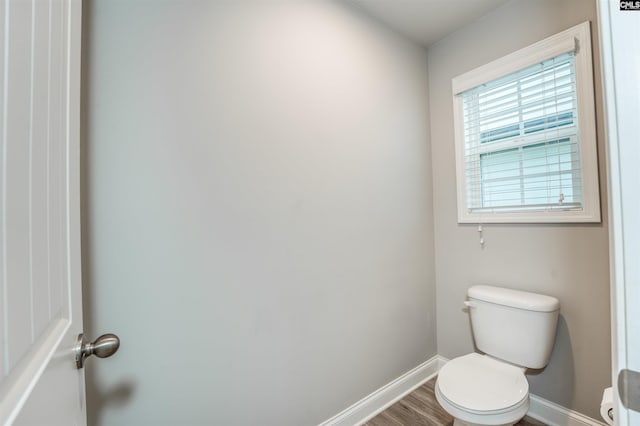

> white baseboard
[319,354,606,426]
[529,394,607,426]
[318,355,446,426]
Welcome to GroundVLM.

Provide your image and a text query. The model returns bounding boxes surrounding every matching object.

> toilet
[435,285,560,426]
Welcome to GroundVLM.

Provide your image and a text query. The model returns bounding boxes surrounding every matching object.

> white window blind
[461,51,581,214]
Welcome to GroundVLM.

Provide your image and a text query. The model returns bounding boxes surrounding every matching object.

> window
[452,22,600,223]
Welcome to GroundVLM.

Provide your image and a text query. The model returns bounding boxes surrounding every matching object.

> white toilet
[435,285,560,426]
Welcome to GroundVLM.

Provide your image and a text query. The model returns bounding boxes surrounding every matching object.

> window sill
[457,208,601,224]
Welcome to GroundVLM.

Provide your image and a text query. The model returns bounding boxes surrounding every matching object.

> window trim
[452,21,600,223]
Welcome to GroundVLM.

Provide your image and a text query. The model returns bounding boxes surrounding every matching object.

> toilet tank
[467,285,560,369]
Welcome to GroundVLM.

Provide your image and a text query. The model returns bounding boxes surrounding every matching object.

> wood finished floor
[363,377,548,426]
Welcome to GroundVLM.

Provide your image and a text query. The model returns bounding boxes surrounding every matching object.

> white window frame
[452,21,600,223]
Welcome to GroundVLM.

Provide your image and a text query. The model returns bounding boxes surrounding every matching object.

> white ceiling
[350,0,510,47]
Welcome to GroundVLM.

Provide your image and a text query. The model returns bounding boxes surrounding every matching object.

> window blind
[461,51,582,214]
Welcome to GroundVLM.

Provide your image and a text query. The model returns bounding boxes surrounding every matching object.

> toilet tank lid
[468,285,560,312]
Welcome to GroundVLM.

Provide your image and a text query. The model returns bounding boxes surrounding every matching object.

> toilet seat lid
[437,353,529,412]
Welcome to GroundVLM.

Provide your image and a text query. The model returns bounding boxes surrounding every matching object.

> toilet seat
[436,353,530,425]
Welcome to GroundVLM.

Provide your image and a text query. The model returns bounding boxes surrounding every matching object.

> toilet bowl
[436,353,529,426]
[435,285,560,426]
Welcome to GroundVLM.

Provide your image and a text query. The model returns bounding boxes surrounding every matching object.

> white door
[598,1,640,425]
[0,0,86,424]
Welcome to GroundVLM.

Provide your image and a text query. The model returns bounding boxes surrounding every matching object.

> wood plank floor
[363,377,548,426]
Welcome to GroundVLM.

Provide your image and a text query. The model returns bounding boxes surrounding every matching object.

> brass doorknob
[75,333,120,369]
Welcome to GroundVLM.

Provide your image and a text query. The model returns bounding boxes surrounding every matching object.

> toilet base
[453,418,516,426]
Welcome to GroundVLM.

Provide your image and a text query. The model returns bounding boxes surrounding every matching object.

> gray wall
[427,0,611,419]
[82,1,436,425]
